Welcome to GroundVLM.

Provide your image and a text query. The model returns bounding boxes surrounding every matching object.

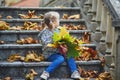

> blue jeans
[45,53,77,74]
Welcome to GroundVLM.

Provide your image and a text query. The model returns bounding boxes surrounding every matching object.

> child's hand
[59,44,68,55]
[47,44,57,48]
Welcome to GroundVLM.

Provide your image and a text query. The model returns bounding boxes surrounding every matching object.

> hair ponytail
[41,21,46,30]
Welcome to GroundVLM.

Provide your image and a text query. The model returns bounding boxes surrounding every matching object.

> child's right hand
[46,44,57,48]
[59,44,68,55]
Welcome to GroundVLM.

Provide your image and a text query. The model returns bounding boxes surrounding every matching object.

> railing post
[110,27,115,80]
[89,0,97,42]
[104,14,113,71]
[94,0,102,42]
[99,4,107,54]
[114,27,120,80]
[83,0,92,14]
[86,0,93,21]
[82,0,120,79]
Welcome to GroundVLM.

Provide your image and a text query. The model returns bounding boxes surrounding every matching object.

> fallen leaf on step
[25,69,38,80]
[6,16,13,19]
[3,77,12,80]
[0,40,4,44]
[7,54,22,62]
[68,14,80,19]
[0,21,10,30]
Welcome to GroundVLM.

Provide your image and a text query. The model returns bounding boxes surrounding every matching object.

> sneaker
[40,71,50,80]
[71,70,81,79]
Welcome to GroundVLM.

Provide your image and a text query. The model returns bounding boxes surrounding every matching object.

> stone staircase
[0,7,103,80]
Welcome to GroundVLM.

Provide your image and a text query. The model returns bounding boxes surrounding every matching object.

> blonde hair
[42,11,60,29]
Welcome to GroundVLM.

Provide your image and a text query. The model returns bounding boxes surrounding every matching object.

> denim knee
[57,56,65,63]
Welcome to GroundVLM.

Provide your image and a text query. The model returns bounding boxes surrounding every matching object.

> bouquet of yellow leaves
[47,27,85,58]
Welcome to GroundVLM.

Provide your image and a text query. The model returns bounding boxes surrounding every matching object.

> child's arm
[38,30,53,50]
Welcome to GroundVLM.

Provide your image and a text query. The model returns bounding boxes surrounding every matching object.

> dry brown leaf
[16,37,38,44]
[3,77,12,80]
[68,14,80,19]
[63,24,87,30]
[6,16,13,19]
[10,26,23,30]
[97,72,112,80]
[99,57,105,66]
[0,21,10,30]
[7,54,22,62]
[0,14,2,19]
[62,14,69,19]
[19,10,44,19]
[0,40,4,44]
[19,14,29,19]
[82,32,90,43]
[24,51,44,62]
[25,69,38,80]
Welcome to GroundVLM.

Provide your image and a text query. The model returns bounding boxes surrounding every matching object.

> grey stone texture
[0,60,102,79]
[0,6,104,79]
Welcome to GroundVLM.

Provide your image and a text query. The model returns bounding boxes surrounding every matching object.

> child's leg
[67,57,77,73]
[45,53,65,73]
[67,57,80,79]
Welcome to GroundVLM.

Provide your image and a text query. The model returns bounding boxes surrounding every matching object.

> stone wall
[80,0,120,80]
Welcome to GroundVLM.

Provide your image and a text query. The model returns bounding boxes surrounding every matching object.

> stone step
[0,60,103,79]
[0,30,91,43]
[0,7,81,19]
[0,30,39,44]
[0,44,95,60]
[0,78,96,80]
[0,44,42,60]
[1,19,85,26]
[12,78,73,80]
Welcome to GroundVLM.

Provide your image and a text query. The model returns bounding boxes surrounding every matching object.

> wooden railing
[80,0,120,80]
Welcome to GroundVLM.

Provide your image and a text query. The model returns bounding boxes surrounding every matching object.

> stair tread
[0,7,81,9]
[0,43,95,46]
[0,30,40,33]
[0,43,95,49]
[0,30,90,33]
[0,44,42,49]
[0,5,104,79]
[0,7,81,19]
[4,78,96,80]
[1,19,85,21]
[1,19,85,24]
[0,60,101,67]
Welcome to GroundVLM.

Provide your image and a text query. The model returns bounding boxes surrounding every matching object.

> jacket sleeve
[38,30,52,46]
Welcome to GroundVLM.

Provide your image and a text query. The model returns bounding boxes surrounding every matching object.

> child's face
[53,20,59,28]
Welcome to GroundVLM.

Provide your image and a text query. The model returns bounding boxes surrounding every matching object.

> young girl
[38,11,80,80]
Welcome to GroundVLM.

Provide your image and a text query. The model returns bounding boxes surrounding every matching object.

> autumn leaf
[51,27,84,58]
[47,43,58,48]
[53,32,61,42]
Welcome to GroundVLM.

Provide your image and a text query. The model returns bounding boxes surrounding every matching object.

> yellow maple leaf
[47,43,58,48]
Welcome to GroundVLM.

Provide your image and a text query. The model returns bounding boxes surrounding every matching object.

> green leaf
[52,27,82,58]
[66,41,79,58]
[53,32,61,42]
